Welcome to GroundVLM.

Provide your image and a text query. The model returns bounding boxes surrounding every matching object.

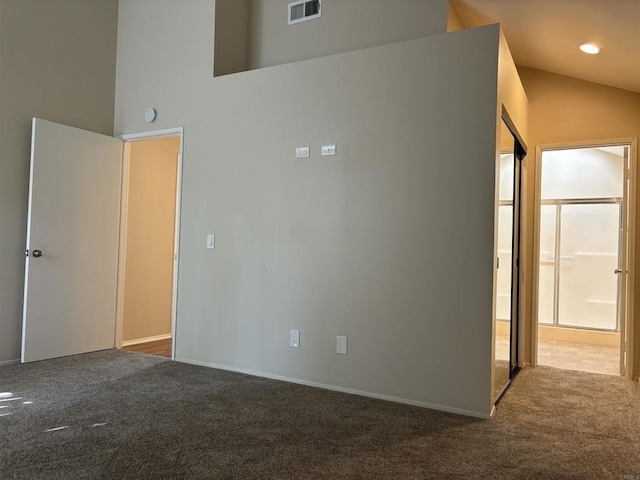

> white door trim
[115,127,184,362]
[626,139,637,379]
[121,333,173,347]
[21,119,39,361]
[531,137,637,379]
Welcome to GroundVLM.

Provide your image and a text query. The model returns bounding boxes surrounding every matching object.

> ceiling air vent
[288,0,321,25]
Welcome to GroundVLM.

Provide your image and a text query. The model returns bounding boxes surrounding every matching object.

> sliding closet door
[495,118,524,402]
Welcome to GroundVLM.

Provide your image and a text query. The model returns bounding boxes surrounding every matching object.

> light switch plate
[206,234,215,249]
[295,147,310,158]
[321,144,336,156]
[337,336,347,355]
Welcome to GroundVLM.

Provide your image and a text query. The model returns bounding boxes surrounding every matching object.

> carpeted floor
[0,350,638,479]
[494,359,510,400]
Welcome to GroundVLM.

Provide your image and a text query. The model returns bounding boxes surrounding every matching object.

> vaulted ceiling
[453,0,640,93]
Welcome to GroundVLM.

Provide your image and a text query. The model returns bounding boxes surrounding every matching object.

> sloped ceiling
[453,0,640,93]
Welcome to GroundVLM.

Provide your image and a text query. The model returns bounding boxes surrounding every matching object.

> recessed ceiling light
[579,43,600,55]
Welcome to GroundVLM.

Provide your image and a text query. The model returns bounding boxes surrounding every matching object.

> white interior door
[21,118,123,363]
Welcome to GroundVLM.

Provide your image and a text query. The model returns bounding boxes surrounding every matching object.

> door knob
[614,269,623,274]
[32,249,43,258]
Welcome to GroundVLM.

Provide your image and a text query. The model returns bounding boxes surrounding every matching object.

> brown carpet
[494,359,510,400]
[0,350,638,479]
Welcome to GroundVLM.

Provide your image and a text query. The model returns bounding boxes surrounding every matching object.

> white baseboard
[175,357,492,420]
[0,359,20,367]
[121,333,172,347]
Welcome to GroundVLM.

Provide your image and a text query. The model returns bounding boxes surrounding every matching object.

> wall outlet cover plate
[290,330,300,348]
[295,147,310,158]
[321,144,336,156]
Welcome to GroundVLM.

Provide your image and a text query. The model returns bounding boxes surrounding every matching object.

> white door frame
[114,127,184,361]
[530,138,637,379]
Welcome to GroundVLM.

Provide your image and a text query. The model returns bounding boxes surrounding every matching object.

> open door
[21,118,123,363]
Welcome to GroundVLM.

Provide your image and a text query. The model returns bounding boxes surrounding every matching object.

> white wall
[213,0,447,75]
[116,0,509,418]
[248,0,448,69]
[122,137,179,342]
[0,0,118,364]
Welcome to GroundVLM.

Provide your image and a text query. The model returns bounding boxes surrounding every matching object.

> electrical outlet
[321,144,336,156]
[337,336,347,355]
[290,330,300,348]
[295,147,310,158]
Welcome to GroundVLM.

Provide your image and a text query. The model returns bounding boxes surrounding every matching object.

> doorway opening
[534,143,633,376]
[116,131,183,360]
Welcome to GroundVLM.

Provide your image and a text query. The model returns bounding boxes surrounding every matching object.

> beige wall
[0,0,118,364]
[122,137,179,342]
[499,33,529,149]
[214,0,250,77]
[116,0,521,417]
[494,32,529,393]
[517,66,640,377]
[447,0,466,32]
[215,0,448,72]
